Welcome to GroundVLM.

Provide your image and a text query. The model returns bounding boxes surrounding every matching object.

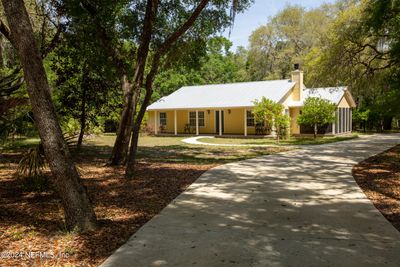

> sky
[223,0,337,50]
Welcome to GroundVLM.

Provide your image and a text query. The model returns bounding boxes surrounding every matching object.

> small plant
[17,145,45,177]
[297,97,336,138]
[141,124,155,136]
[9,227,25,241]
[253,97,291,141]
[64,246,77,256]
[17,144,49,192]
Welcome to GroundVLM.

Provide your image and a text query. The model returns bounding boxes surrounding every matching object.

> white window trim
[246,110,255,128]
[188,111,206,128]
[159,112,167,126]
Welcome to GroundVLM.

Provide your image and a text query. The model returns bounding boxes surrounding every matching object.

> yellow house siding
[291,70,303,101]
[280,87,294,108]
[202,110,215,134]
[164,110,175,133]
[338,96,351,108]
[148,111,155,131]
[289,108,301,135]
[177,110,187,133]
[224,108,245,134]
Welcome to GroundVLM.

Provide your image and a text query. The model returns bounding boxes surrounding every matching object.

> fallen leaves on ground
[0,154,215,266]
[353,144,400,232]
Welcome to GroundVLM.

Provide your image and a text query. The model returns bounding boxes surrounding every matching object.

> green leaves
[253,97,290,140]
[297,97,336,128]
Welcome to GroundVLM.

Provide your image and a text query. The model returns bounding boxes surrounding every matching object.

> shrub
[17,144,49,192]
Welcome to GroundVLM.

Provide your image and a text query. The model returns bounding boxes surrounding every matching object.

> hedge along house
[146,66,357,136]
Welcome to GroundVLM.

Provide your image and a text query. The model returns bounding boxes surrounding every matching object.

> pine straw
[0,156,216,266]
[353,144,400,232]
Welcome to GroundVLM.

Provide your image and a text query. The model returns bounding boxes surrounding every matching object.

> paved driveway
[101,134,400,267]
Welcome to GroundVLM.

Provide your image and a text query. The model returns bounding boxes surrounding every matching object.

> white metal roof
[147,80,296,110]
[287,87,348,107]
[305,87,348,104]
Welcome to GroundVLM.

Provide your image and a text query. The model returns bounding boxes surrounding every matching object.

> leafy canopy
[253,97,290,140]
[297,97,336,127]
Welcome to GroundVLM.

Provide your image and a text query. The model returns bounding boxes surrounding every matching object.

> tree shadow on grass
[101,134,400,267]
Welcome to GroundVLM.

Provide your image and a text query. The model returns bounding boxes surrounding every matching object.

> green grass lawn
[197,134,358,146]
[1,137,41,151]
[82,134,288,165]
[1,133,358,166]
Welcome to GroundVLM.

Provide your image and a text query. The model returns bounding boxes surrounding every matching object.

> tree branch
[40,22,65,58]
[80,0,127,77]
[0,19,12,44]
[155,0,209,57]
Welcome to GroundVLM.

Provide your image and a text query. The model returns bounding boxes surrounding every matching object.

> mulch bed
[0,153,216,266]
[353,144,400,232]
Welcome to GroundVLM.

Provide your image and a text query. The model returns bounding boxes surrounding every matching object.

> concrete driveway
[101,134,400,267]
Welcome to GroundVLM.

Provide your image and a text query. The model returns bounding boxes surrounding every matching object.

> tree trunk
[383,116,393,131]
[77,82,87,151]
[314,124,317,139]
[126,82,153,178]
[0,35,4,68]
[109,75,135,165]
[3,0,97,231]
[126,57,160,178]
[110,0,157,166]
[125,0,210,178]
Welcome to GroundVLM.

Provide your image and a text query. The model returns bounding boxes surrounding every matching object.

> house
[146,66,357,136]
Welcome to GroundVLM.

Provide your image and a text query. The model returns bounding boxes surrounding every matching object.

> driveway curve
[101,134,400,267]
[182,136,285,147]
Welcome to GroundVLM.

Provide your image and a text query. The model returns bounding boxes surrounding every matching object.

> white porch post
[195,110,199,136]
[154,111,158,135]
[350,109,353,132]
[244,109,247,136]
[219,109,222,136]
[332,110,336,134]
[174,110,177,135]
[271,116,277,137]
[342,109,345,133]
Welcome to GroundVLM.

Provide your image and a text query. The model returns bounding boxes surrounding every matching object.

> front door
[215,110,224,134]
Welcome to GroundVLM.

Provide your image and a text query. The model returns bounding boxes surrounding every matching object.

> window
[246,111,255,127]
[159,112,167,126]
[198,112,205,127]
[189,111,205,127]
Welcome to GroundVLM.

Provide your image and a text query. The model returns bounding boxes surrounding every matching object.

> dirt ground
[0,153,215,266]
[0,135,286,266]
[353,144,400,232]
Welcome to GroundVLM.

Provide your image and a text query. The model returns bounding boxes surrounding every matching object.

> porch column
[174,110,177,135]
[195,110,199,136]
[350,109,353,132]
[342,108,345,133]
[154,111,158,135]
[244,109,247,136]
[219,109,222,136]
[271,116,277,137]
[332,111,336,134]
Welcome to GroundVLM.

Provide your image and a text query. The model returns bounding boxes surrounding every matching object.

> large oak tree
[76,0,253,177]
[1,0,97,231]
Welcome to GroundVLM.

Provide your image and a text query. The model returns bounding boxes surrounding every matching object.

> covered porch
[148,108,274,137]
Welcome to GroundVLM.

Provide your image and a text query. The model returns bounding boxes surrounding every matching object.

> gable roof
[147,80,296,110]
[287,87,356,108]
[305,87,347,104]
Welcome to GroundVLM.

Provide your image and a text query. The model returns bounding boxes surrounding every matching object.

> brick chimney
[291,64,304,101]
